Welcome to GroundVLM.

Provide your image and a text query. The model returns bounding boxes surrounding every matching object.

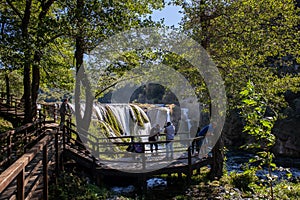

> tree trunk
[75,0,85,129]
[31,63,40,120]
[31,0,55,121]
[74,0,93,132]
[1,20,10,105]
[208,134,224,180]
[5,73,10,105]
[22,0,33,123]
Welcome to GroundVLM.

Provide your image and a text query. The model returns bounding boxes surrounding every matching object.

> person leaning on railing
[148,124,160,156]
[192,122,216,158]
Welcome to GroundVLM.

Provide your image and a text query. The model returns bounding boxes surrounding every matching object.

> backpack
[126,143,144,153]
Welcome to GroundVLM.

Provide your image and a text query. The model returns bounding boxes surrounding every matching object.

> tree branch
[6,0,23,20]
[39,0,55,20]
[94,75,140,99]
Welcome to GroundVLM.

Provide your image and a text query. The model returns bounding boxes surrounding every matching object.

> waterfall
[106,104,132,136]
[180,108,191,132]
[147,107,170,128]
[93,103,151,140]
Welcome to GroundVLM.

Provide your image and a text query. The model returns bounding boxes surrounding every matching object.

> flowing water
[226,150,300,181]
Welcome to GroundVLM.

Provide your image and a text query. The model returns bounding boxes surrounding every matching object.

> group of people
[148,122,175,159]
[148,121,215,160]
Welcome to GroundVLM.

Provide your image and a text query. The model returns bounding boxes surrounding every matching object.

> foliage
[1,0,165,122]
[175,0,300,182]
[238,80,279,199]
[228,167,258,192]
[257,180,300,200]
[221,173,300,199]
[49,171,109,200]
[176,0,300,109]
[0,69,23,97]
[0,117,13,132]
[0,0,76,121]
[177,166,300,200]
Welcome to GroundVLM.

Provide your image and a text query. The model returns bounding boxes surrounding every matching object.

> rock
[283,106,294,118]
[273,115,300,157]
[222,110,247,147]
[293,97,300,115]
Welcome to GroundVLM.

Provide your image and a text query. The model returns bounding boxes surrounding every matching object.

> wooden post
[24,129,28,153]
[63,125,66,150]
[55,130,60,178]
[187,147,192,185]
[142,143,146,170]
[137,174,147,195]
[178,172,182,180]
[38,110,43,128]
[43,145,48,200]
[7,134,12,165]
[197,168,201,175]
[54,104,57,123]
[130,136,134,143]
[17,169,24,200]
[14,97,17,115]
[92,156,96,183]
[142,174,147,194]
[66,120,70,143]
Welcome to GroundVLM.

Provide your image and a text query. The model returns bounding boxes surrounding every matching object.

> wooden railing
[0,102,61,200]
[38,103,59,123]
[0,93,23,117]
[0,118,46,170]
[0,92,59,123]
[0,130,59,200]
[62,118,207,172]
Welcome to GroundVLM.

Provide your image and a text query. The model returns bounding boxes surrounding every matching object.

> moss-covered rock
[129,104,149,128]
[104,105,124,136]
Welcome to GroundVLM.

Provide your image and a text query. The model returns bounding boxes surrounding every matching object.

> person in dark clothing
[192,123,214,156]
[149,124,160,155]
[59,99,71,128]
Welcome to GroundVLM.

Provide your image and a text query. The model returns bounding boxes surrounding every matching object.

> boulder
[273,116,300,157]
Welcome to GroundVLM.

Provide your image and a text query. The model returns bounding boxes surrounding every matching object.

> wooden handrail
[0,119,46,168]
[0,135,51,194]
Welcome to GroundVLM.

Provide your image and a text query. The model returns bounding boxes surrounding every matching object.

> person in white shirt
[164,122,175,160]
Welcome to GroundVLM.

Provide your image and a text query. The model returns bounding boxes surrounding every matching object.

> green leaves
[242,99,257,106]
[239,79,279,198]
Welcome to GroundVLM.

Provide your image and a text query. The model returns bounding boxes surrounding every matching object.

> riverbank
[49,149,300,199]
[50,157,300,200]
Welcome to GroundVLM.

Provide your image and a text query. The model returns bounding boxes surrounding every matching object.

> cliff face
[272,93,300,157]
[273,116,300,157]
[223,95,300,158]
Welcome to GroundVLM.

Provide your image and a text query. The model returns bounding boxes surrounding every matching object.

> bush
[229,168,258,192]
[49,171,109,200]
[0,117,13,133]
[253,180,300,199]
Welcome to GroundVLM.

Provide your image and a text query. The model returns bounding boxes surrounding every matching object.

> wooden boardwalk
[0,99,213,199]
[0,126,58,200]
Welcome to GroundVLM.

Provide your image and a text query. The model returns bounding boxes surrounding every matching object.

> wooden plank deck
[0,99,213,198]
[64,145,212,176]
